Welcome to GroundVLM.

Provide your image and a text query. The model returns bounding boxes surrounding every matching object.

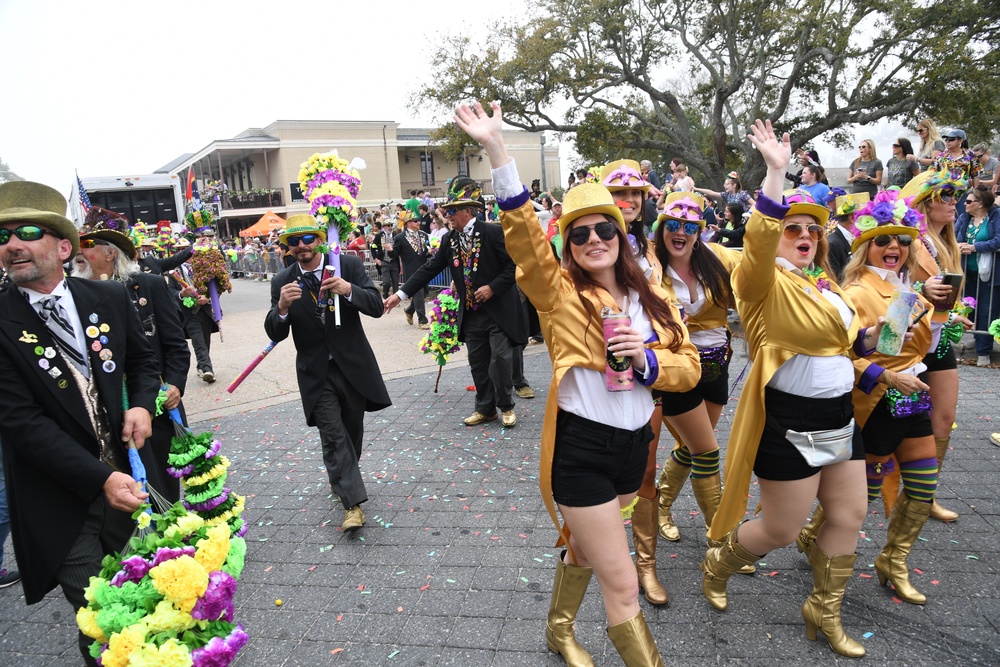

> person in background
[957,186,1000,365]
[825,193,869,284]
[418,203,433,234]
[885,138,921,189]
[932,129,981,217]
[708,203,747,248]
[640,159,661,190]
[370,221,399,298]
[915,118,946,171]
[972,143,999,193]
[786,148,821,187]
[670,164,695,192]
[392,212,430,329]
[798,164,831,204]
[346,230,368,261]
[846,139,883,198]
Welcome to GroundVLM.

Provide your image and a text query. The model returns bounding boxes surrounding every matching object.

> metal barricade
[960,251,998,339]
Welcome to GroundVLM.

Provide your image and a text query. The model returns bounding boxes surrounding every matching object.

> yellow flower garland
[148,555,209,613]
[205,494,246,530]
[194,524,231,574]
[183,457,230,488]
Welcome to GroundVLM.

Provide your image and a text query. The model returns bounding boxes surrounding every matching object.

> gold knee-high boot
[874,494,931,604]
[632,496,668,605]
[795,504,827,553]
[930,437,958,522]
[546,552,596,666]
[802,541,866,657]
[700,526,760,611]
[656,453,690,541]
[606,611,665,667]
[694,474,755,575]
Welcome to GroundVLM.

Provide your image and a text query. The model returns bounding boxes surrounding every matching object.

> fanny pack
[698,342,731,384]
[884,388,933,419]
[768,413,854,467]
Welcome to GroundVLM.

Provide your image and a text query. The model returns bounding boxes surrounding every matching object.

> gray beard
[71,261,94,280]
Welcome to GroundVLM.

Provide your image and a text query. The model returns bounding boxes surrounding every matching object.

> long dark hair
[654,228,735,310]
[563,216,685,350]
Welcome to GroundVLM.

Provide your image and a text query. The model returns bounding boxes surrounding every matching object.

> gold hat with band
[899,169,969,208]
[0,181,79,255]
[278,214,327,245]
[557,182,626,238]
[783,189,830,227]
[598,160,651,193]
[850,191,924,252]
[656,192,708,230]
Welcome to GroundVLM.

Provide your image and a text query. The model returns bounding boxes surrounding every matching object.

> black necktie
[38,295,89,378]
[300,271,320,299]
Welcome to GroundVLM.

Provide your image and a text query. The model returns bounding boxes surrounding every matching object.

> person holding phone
[847,140,883,198]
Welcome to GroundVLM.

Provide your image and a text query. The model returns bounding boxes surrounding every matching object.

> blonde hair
[918,118,943,155]
[915,199,961,273]
[857,139,878,163]
[841,238,918,287]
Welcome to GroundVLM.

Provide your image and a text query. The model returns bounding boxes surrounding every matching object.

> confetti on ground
[858,573,872,579]
[931,580,939,585]
[863,632,874,639]
[331,648,343,654]
[766,571,779,577]
[892,597,902,604]
[388,650,400,659]
[914,568,923,574]
[966,555,979,560]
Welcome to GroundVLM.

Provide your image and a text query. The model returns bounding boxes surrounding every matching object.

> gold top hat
[782,189,830,227]
[849,190,924,252]
[0,181,79,255]
[657,192,708,229]
[80,206,136,259]
[557,182,626,238]
[279,213,327,245]
[599,160,650,193]
[899,169,969,208]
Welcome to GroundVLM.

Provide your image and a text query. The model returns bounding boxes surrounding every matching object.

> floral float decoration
[420,287,463,393]
[186,209,231,328]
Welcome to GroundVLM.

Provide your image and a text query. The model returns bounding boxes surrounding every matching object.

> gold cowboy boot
[700,526,760,611]
[795,504,827,553]
[631,496,668,605]
[606,611,666,667]
[545,552,596,667]
[656,453,690,541]
[801,541,866,657]
[874,493,931,604]
[696,474,755,575]
[930,437,958,522]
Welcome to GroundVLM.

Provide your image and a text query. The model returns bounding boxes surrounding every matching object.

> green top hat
[441,177,484,210]
[0,181,79,255]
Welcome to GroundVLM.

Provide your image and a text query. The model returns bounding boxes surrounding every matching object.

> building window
[420,151,434,186]
[457,153,469,178]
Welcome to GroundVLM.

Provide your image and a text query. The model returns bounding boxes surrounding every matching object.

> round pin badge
[89,313,99,324]
[39,358,50,370]
[85,326,99,338]
[100,335,109,344]
[58,379,69,389]
[34,345,45,356]
[99,324,110,333]
[44,347,56,359]
[138,298,148,306]
[102,360,116,373]
[91,341,102,352]
[99,349,113,361]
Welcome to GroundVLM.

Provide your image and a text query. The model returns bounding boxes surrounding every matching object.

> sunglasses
[974,153,985,159]
[917,127,927,132]
[782,223,824,241]
[933,191,957,203]
[286,234,320,247]
[442,207,467,218]
[79,238,111,249]
[943,136,959,141]
[873,234,914,247]
[568,221,618,246]
[663,219,702,236]
[892,143,902,148]
[0,225,56,245]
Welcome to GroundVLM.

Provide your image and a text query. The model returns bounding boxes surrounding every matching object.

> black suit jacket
[128,272,191,393]
[139,247,193,275]
[400,221,526,345]
[0,278,159,603]
[264,254,391,426]
[827,226,852,284]
[393,230,430,280]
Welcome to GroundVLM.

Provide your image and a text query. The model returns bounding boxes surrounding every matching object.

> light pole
[540,134,547,192]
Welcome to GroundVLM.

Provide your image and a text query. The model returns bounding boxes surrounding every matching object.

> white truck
[69,173,187,232]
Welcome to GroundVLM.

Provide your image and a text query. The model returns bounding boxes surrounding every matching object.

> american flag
[76,171,91,213]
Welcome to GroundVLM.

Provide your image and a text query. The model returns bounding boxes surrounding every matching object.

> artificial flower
[129,638,194,667]
[194,524,231,574]
[190,571,237,622]
[102,622,149,667]
[189,624,249,667]
[143,600,197,635]
[76,607,107,642]
[149,555,209,613]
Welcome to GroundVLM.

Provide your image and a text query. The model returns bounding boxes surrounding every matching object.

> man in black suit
[265,215,391,532]
[138,238,193,276]
[384,178,527,427]
[393,211,430,328]
[72,208,192,503]
[825,190,864,284]
[0,181,159,665]
[370,220,399,298]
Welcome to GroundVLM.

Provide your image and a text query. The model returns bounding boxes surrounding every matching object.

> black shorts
[551,411,653,507]
[860,395,934,456]
[753,387,865,481]
[921,343,957,372]
[656,346,731,415]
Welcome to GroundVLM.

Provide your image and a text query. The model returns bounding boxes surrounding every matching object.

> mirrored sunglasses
[933,190,957,203]
[0,225,56,245]
[287,234,320,247]
[873,234,914,247]
[782,223,824,241]
[79,239,111,249]
[664,219,702,236]
[568,221,618,246]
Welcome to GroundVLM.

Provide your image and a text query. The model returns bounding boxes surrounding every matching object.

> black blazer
[369,230,397,264]
[0,278,159,603]
[393,230,430,280]
[264,254,391,425]
[399,221,526,345]
[827,227,852,284]
[128,272,191,393]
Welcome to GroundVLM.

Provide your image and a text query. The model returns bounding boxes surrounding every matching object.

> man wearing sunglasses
[266,215,391,533]
[384,178,527,427]
[0,181,159,666]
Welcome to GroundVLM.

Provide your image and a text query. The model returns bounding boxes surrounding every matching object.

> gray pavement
[1,277,999,665]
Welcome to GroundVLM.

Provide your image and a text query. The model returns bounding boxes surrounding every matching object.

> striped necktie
[38,295,89,378]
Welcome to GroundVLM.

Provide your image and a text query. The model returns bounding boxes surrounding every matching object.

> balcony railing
[222,189,283,210]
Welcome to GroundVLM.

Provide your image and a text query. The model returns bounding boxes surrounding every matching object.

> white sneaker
[977,355,991,367]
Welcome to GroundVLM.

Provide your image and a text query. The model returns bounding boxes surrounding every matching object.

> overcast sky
[2,0,926,195]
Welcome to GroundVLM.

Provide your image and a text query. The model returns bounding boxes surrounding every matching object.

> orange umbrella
[239,211,285,238]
